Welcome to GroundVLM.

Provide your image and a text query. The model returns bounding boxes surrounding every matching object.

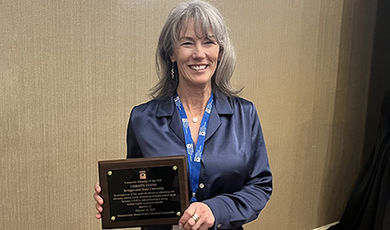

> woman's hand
[93,183,104,219]
[179,202,215,230]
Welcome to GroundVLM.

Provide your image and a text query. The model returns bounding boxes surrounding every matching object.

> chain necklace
[185,106,204,123]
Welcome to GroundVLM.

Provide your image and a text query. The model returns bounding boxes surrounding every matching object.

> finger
[95,183,101,193]
[190,220,202,230]
[93,183,103,204]
[191,203,214,230]
[95,203,103,212]
[190,213,204,230]
[95,212,101,219]
[183,217,197,230]
[179,204,197,226]
[93,193,104,205]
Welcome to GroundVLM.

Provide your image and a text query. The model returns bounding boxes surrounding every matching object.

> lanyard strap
[174,93,213,202]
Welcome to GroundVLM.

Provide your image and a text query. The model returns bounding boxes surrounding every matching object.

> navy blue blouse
[126,91,272,230]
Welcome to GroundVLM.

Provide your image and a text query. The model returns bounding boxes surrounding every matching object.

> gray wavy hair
[150,0,241,99]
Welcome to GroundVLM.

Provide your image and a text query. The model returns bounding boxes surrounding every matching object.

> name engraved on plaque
[107,166,181,221]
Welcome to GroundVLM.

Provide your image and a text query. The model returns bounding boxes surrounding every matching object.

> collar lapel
[156,92,233,144]
[170,109,185,143]
[205,107,221,142]
[156,97,185,143]
[205,92,233,142]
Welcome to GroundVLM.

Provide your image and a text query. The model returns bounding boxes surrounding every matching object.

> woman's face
[170,20,220,89]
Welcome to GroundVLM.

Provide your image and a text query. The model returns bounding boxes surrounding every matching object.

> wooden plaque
[98,155,189,229]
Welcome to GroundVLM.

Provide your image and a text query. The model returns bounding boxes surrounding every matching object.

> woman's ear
[170,50,176,62]
[170,55,176,62]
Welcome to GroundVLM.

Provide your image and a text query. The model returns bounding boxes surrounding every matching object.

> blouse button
[217,224,222,228]
[199,183,205,189]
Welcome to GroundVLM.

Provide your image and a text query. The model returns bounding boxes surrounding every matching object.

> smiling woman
[151,0,238,100]
[171,20,220,140]
[170,20,220,92]
[93,1,272,230]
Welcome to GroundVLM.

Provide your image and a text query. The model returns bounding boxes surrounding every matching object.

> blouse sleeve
[203,103,272,229]
[126,109,143,159]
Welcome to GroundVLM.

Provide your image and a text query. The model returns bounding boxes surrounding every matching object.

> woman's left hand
[178,202,215,230]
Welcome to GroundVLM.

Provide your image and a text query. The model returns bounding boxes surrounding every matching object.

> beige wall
[0,0,377,229]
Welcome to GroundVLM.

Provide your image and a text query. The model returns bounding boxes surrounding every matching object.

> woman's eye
[182,42,192,46]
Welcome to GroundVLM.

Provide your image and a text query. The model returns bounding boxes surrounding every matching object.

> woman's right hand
[93,183,104,219]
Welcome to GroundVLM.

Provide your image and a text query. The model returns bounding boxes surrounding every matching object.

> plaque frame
[98,155,189,229]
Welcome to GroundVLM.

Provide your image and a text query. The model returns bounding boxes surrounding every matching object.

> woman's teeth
[190,65,207,70]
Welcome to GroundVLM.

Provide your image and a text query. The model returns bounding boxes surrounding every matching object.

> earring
[171,64,175,80]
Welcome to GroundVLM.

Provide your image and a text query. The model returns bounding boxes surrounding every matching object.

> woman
[94,1,272,229]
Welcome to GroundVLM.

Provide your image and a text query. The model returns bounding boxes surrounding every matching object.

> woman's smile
[189,64,208,71]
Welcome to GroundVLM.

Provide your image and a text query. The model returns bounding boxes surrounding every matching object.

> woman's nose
[192,44,206,59]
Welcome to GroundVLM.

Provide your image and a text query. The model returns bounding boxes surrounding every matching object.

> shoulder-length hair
[150,0,241,99]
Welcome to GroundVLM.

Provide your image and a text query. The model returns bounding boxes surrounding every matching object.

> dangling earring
[171,63,175,80]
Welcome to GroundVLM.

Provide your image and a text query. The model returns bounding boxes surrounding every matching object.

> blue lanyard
[174,93,213,202]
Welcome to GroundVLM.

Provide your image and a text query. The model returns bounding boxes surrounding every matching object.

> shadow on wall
[318,0,381,225]
[321,0,390,228]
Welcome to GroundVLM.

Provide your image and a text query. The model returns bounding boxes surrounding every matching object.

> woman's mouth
[189,65,208,71]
